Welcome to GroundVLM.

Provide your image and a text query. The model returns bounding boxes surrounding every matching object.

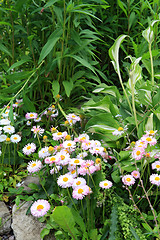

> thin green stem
[67,187,77,211]
[149,43,154,86]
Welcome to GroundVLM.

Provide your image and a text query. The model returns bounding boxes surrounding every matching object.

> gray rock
[9,236,15,240]
[12,201,46,240]
[21,175,40,192]
[0,201,11,235]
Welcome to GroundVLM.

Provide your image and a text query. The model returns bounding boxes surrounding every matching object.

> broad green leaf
[130,226,140,240]
[62,80,73,97]
[129,12,136,30]
[0,42,12,57]
[83,96,113,113]
[40,228,50,240]
[51,206,78,239]
[38,29,63,64]
[52,80,60,97]
[145,113,153,131]
[71,208,86,234]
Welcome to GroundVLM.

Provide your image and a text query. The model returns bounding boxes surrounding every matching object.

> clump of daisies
[24,122,113,218]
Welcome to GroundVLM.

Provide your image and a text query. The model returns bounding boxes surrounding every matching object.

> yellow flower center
[146,137,151,141]
[27,146,31,150]
[76,181,81,185]
[7,127,11,130]
[50,157,56,162]
[65,135,71,140]
[57,132,62,135]
[61,155,65,160]
[72,115,76,118]
[6,138,10,142]
[104,183,108,186]
[63,177,68,182]
[74,159,80,164]
[65,120,69,125]
[78,189,83,194]
[67,143,72,147]
[118,127,123,131]
[71,170,76,174]
[136,151,141,156]
[31,163,36,167]
[30,114,34,117]
[155,177,160,181]
[37,205,44,210]
[14,137,18,140]
[156,165,160,168]
[146,153,150,157]
[126,178,131,182]
[149,130,154,134]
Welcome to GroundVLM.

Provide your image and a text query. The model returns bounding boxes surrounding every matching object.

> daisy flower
[22,143,36,155]
[99,180,113,189]
[30,199,50,217]
[3,125,15,134]
[0,119,11,125]
[34,117,42,122]
[25,112,38,120]
[57,174,74,188]
[122,175,135,186]
[145,130,157,136]
[38,147,50,158]
[44,156,60,165]
[77,152,88,159]
[72,185,90,200]
[56,151,70,166]
[27,160,42,173]
[63,140,76,150]
[150,174,160,186]
[141,136,157,146]
[89,146,105,156]
[69,158,84,166]
[72,177,87,189]
[132,148,145,160]
[66,113,81,125]
[131,170,140,179]
[31,126,44,137]
[52,132,64,141]
[75,134,90,143]
[112,126,128,136]
[10,134,21,143]
[26,120,31,126]
[0,134,7,142]
[152,161,160,171]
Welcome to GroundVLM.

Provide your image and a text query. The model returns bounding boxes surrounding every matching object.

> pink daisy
[22,143,36,155]
[141,136,157,146]
[25,112,38,120]
[150,174,160,186]
[27,160,42,173]
[132,148,145,160]
[99,180,113,189]
[57,174,74,188]
[72,185,90,200]
[131,170,140,179]
[122,175,135,186]
[30,199,50,217]
[152,161,160,171]
[72,177,86,189]
[31,125,44,137]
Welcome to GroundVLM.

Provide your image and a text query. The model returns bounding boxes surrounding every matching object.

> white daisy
[10,134,21,143]
[3,125,15,134]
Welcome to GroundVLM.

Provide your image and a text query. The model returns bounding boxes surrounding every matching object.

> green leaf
[62,80,73,97]
[40,228,50,239]
[117,0,127,17]
[28,183,39,191]
[51,206,78,239]
[52,80,60,97]
[9,100,14,124]
[68,54,97,74]
[22,94,36,112]
[0,21,12,27]
[0,42,12,57]
[43,0,59,8]
[71,208,86,233]
[38,29,63,64]
[7,56,31,72]
[89,229,98,240]
[130,226,140,240]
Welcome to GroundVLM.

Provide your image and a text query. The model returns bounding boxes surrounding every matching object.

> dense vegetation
[1,0,160,239]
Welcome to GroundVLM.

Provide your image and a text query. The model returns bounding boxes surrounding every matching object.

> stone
[0,201,11,235]
[11,201,46,240]
[8,236,15,240]
[21,175,40,192]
